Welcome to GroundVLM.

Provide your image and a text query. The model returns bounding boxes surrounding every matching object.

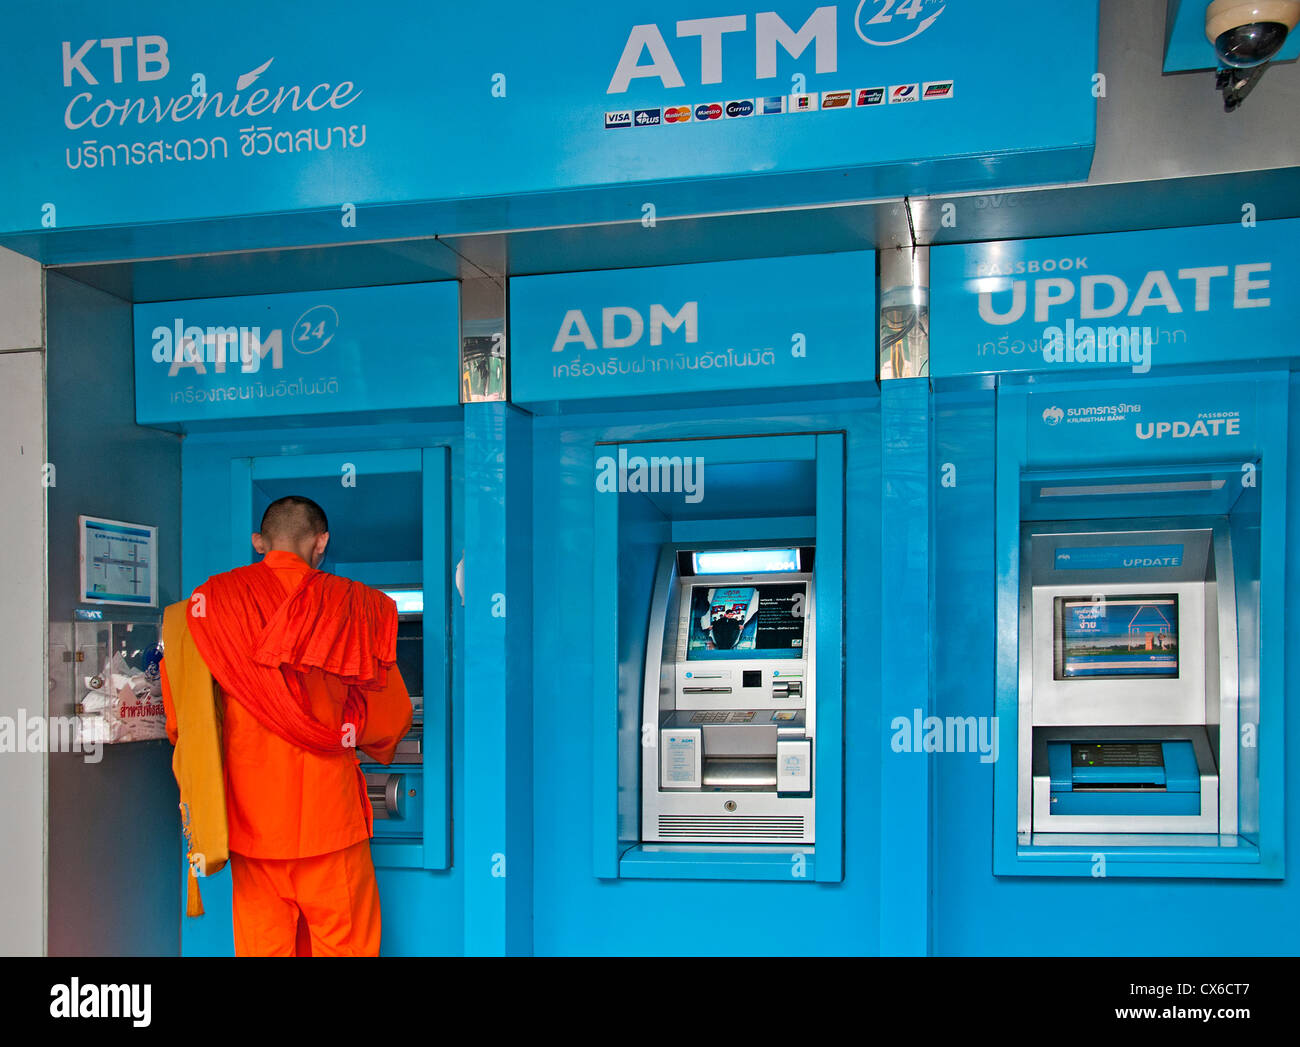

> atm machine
[364,587,425,837]
[1019,524,1235,835]
[641,545,816,844]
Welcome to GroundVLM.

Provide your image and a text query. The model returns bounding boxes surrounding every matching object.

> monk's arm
[356,665,413,765]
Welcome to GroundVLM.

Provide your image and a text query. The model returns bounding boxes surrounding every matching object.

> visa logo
[605,110,632,128]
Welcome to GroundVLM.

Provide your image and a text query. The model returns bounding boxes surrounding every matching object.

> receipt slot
[1019,523,1236,835]
[642,545,816,843]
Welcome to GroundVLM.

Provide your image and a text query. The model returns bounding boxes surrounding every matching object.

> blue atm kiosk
[239,448,451,872]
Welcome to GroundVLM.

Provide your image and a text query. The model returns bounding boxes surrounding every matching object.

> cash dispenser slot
[702,757,778,788]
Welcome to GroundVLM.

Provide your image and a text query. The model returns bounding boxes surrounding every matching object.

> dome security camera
[1206,0,1300,67]
[1205,1,1300,109]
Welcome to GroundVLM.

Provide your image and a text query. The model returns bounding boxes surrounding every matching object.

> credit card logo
[664,105,692,123]
[694,102,723,120]
[923,80,954,99]
[758,95,786,115]
[725,99,755,118]
[821,90,851,109]
[889,84,919,104]
[789,92,817,112]
[604,110,632,128]
[634,108,662,126]
[856,87,885,106]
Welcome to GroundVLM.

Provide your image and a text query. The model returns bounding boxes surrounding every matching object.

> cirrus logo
[855,0,948,47]
[1042,406,1064,426]
[725,99,754,118]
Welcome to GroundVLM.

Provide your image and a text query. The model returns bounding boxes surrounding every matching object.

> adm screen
[687,583,806,660]
[1055,594,1179,680]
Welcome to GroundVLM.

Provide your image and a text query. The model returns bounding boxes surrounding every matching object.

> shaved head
[259,496,328,543]
[252,496,330,566]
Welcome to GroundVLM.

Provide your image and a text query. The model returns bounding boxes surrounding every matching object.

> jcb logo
[63,36,170,87]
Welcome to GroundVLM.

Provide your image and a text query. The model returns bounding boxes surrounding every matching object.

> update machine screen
[687,583,806,660]
[1056,595,1179,679]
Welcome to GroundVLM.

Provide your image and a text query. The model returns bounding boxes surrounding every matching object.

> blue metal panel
[250,448,421,479]
[620,846,815,881]
[1048,743,1073,791]
[592,465,621,880]
[814,433,845,884]
[1049,792,1201,817]
[422,447,452,870]
[179,417,465,956]
[934,371,1296,955]
[1163,741,1200,792]
[992,385,1028,879]
[879,379,931,952]
[461,403,533,956]
[596,430,838,883]
[531,398,882,955]
[1254,377,1288,874]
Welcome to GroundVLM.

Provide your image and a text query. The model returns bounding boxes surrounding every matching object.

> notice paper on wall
[79,515,158,607]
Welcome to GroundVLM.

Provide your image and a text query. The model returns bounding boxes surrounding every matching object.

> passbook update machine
[1019,526,1237,836]
[641,546,816,844]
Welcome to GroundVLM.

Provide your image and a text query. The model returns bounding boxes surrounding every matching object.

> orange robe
[162,550,412,956]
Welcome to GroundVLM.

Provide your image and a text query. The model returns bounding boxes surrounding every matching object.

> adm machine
[641,545,816,844]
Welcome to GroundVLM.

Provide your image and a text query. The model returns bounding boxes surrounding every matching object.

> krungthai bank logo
[1042,406,1064,426]
[855,0,948,46]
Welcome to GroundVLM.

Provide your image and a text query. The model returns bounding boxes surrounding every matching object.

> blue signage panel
[1054,545,1184,570]
[133,282,459,425]
[0,1,1096,247]
[1024,380,1260,464]
[931,219,1300,377]
[510,252,875,404]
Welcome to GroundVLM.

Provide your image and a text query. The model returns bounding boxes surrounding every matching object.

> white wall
[0,244,45,956]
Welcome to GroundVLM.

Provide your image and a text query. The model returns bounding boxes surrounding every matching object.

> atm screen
[686,583,806,660]
[1056,595,1179,679]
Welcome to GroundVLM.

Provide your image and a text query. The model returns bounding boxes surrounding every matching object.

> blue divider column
[462,403,533,955]
[879,379,932,954]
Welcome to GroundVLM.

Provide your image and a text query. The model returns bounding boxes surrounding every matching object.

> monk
[160,495,412,956]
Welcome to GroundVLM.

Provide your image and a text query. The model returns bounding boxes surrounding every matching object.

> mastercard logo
[694,102,723,120]
[664,106,692,123]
